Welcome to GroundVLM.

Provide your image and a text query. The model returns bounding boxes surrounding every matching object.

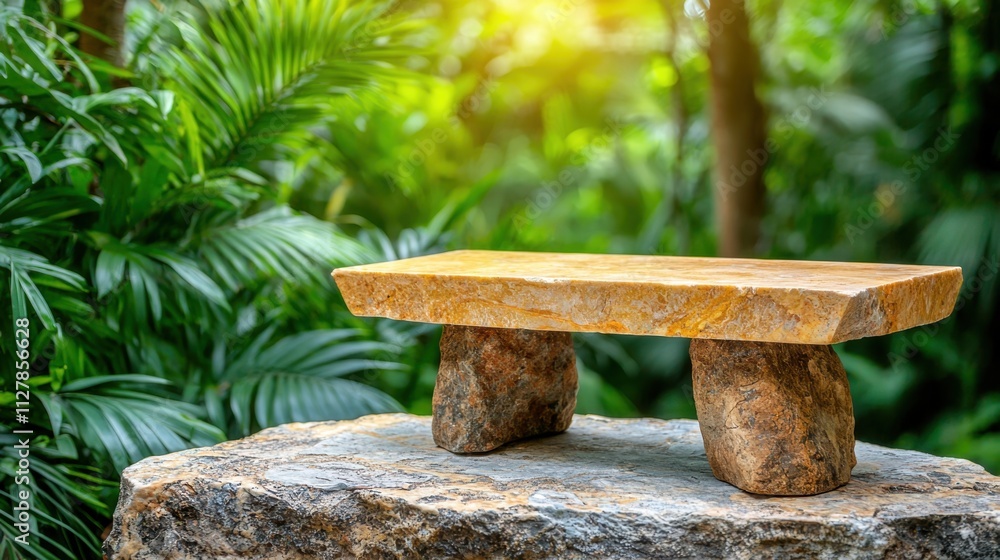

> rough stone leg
[432,325,578,453]
[690,339,856,496]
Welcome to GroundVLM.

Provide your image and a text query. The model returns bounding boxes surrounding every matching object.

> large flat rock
[106,414,1000,559]
[333,250,962,344]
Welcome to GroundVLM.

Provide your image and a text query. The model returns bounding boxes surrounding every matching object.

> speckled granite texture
[106,414,1000,559]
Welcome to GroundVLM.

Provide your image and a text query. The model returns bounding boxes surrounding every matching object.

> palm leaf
[223,329,406,434]
[59,377,225,473]
[0,246,87,330]
[0,431,112,559]
[91,235,232,323]
[197,207,374,290]
[164,0,410,179]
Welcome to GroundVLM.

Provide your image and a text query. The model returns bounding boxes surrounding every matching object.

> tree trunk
[707,0,767,257]
[79,0,127,68]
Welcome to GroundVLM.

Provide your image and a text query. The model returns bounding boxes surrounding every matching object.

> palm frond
[0,431,113,559]
[0,1,422,558]
[59,377,225,473]
[0,11,126,165]
[164,0,410,178]
[197,207,374,291]
[222,328,406,434]
[0,246,88,330]
[91,234,231,325]
[0,187,99,243]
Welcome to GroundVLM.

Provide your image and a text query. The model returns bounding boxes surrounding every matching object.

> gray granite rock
[105,414,1000,559]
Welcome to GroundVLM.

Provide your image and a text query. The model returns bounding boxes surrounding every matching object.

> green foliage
[2,0,999,556]
[0,1,420,556]
[313,0,1000,474]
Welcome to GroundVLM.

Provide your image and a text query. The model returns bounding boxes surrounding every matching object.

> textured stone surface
[105,414,1000,560]
[433,325,577,453]
[333,250,962,344]
[691,339,856,495]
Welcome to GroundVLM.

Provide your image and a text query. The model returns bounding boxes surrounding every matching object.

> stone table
[105,414,1000,559]
[334,250,963,495]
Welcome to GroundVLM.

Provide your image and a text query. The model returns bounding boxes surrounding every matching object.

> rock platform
[105,414,1000,559]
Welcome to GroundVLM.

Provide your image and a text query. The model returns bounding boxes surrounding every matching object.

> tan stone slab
[333,250,963,344]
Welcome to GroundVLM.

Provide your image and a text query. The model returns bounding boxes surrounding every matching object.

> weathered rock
[105,414,1000,560]
[432,325,577,453]
[334,250,964,344]
[690,339,857,495]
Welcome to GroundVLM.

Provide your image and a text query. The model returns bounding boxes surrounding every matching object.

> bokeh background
[1,0,999,556]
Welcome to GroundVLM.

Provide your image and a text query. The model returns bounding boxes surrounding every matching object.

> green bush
[0,1,429,556]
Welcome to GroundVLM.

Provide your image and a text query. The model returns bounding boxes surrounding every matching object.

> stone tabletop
[106,414,1000,559]
[333,251,962,344]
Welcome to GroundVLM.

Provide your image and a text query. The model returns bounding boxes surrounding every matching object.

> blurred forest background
[2,0,999,556]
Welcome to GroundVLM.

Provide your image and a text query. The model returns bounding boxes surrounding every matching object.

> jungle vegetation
[1,0,998,556]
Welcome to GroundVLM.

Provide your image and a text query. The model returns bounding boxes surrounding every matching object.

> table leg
[432,325,578,453]
[690,339,856,495]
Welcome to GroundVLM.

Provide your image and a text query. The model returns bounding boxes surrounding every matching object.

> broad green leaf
[94,248,127,297]
[1,146,43,183]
